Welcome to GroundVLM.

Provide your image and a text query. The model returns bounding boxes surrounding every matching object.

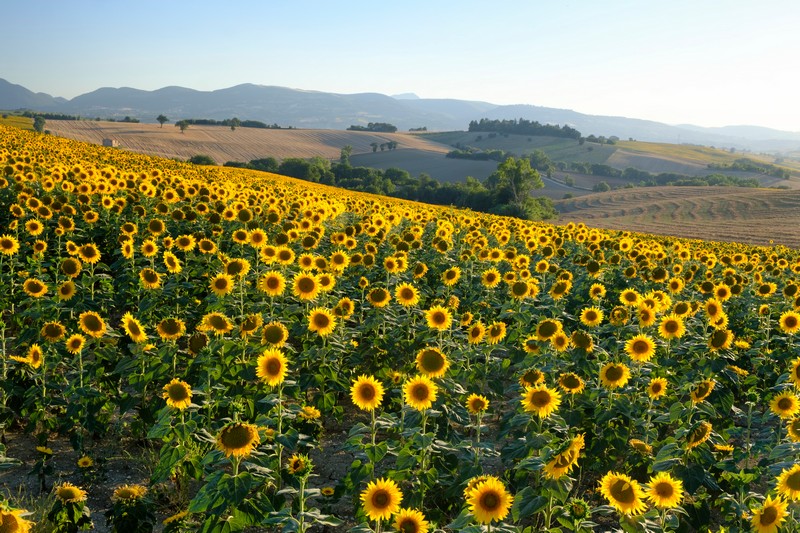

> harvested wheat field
[43,120,449,164]
[556,185,800,248]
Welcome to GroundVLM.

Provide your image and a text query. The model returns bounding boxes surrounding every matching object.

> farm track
[556,186,800,248]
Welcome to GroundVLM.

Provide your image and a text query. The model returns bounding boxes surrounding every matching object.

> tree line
[708,158,790,179]
[347,122,398,133]
[468,118,581,139]
[223,151,556,221]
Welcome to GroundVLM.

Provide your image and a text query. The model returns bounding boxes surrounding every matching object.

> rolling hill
[3,78,800,151]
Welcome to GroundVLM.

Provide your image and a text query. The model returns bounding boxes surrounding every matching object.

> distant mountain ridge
[2,78,799,152]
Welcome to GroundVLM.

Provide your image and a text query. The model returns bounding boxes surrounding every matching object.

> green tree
[229,117,241,131]
[156,114,169,127]
[370,142,378,153]
[33,116,46,132]
[176,120,189,134]
[340,145,353,167]
[486,157,544,205]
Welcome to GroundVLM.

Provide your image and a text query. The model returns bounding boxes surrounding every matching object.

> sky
[3,0,800,131]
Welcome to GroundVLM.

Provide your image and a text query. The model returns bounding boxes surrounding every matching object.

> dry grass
[42,120,450,164]
[0,114,33,130]
[555,186,800,248]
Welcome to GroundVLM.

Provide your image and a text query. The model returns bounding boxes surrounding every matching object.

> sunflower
[647,377,668,400]
[78,243,101,264]
[519,368,545,388]
[216,422,261,458]
[308,307,336,337]
[579,307,603,327]
[161,378,192,410]
[121,312,147,343]
[780,311,800,335]
[466,393,489,414]
[466,477,512,525]
[287,453,310,475]
[543,434,585,479]
[599,471,647,515]
[658,314,686,340]
[137,267,161,289]
[424,305,452,331]
[467,322,486,344]
[198,312,234,336]
[646,472,683,509]
[367,287,391,308]
[629,438,653,455]
[293,272,320,301]
[404,375,438,411]
[261,321,289,348]
[256,348,288,387]
[415,347,449,378]
[334,297,356,319]
[535,319,562,340]
[65,334,86,355]
[686,421,713,450]
[163,251,182,274]
[481,268,502,288]
[486,321,507,345]
[0,234,20,256]
[60,257,82,278]
[351,375,385,412]
[78,311,106,338]
[788,418,800,442]
[619,289,641,307]
[520,384,562,419]
[571,330,594,352]
[395,283,420,307]
[708,328,734,351]
[690,379,715,404]
[209,273,235,296]
[157,317,186,341]
[40,321,66,343]
[112,484,148,503]
[22,278,48,298]
[751,495,788,533]
[77,456,93,468]
[360,477,403,522]
[0,506,34,532]
[239,313,263,338]
[393,508,429,533]
[600,362,630,389]
[775,463,800,501]
[589,282,606,300]
[442,266,461,286]
[625,334,656,363]
[224,258,250,278]
[771,391,800,419]
[298,405,321,421]
[53,279,76,302]
[558,372,585,394]
[704,298,724,321]
[258,271,286,297]
[550,332,571,352]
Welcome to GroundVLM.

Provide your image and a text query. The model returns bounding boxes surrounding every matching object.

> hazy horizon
[3,0,799,132]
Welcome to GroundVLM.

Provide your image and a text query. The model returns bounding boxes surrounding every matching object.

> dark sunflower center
[298,277,315,293]
[358,383,376,401]
[470,398,486,411]
[538,321,557,338]
[651,383,663,394]
[562,375,580,389]
[128,321,142,335]
[610,479,636,504]
[83,316,103,332]
[264,326,284,344]
[210,316,227,330]
[372,490,389,508]
[266,358,282,376]
[760,506,778,525]
[606,366,624,382]
[585,311,598,322]
[779,398,793,410]
[143,270,159,283]
[431,312,446,325]
[162,320,181,335]
[633,340,649,353]
[214,278,230,290]
[399,518,417,533]
[420,350,445,372]
[400,288,414,300]
[786,471,800,491]
[655,482,673,497]
[168,383,189,401]
[412,384,430,401]
[531,390,551,407]
[221,425,253,449]
[313,313,330,328]
[480,491,499,510]
[786,317,799,328]
[664,321,679,333]
[372,289,388,302]
[44,324,64,338]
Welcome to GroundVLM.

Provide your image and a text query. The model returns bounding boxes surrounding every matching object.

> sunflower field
[1,124,800,532]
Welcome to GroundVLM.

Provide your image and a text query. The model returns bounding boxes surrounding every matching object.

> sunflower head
[646,472,684,509]
[55,482,88,504]
[360,477,403,522]
[216,422,261,458]
[466,477,512,525]
[415,347,449,378]
[351,375,385,412]
[599,471,647,516]
[404,375,438,411]
[520,384,562,419]
[163,378,193,410]
[466,393,489,414]
[256,348,288,387]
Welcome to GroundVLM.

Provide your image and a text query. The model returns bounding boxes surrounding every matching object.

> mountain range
[2,78,799,152]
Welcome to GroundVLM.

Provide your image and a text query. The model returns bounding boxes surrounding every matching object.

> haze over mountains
[2,78,799,152]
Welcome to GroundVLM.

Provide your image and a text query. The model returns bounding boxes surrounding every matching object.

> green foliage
[347,122,398,133]
[469,117,581,139]
[33,115,46,132]
[188,155,216,165]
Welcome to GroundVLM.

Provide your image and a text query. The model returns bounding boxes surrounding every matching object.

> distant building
[102,138,119,147]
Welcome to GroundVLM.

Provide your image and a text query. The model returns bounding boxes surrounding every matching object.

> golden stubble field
[42,120,450,164]
[556,186,800,249]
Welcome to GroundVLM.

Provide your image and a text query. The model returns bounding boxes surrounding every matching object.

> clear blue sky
[3,0,799,131]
